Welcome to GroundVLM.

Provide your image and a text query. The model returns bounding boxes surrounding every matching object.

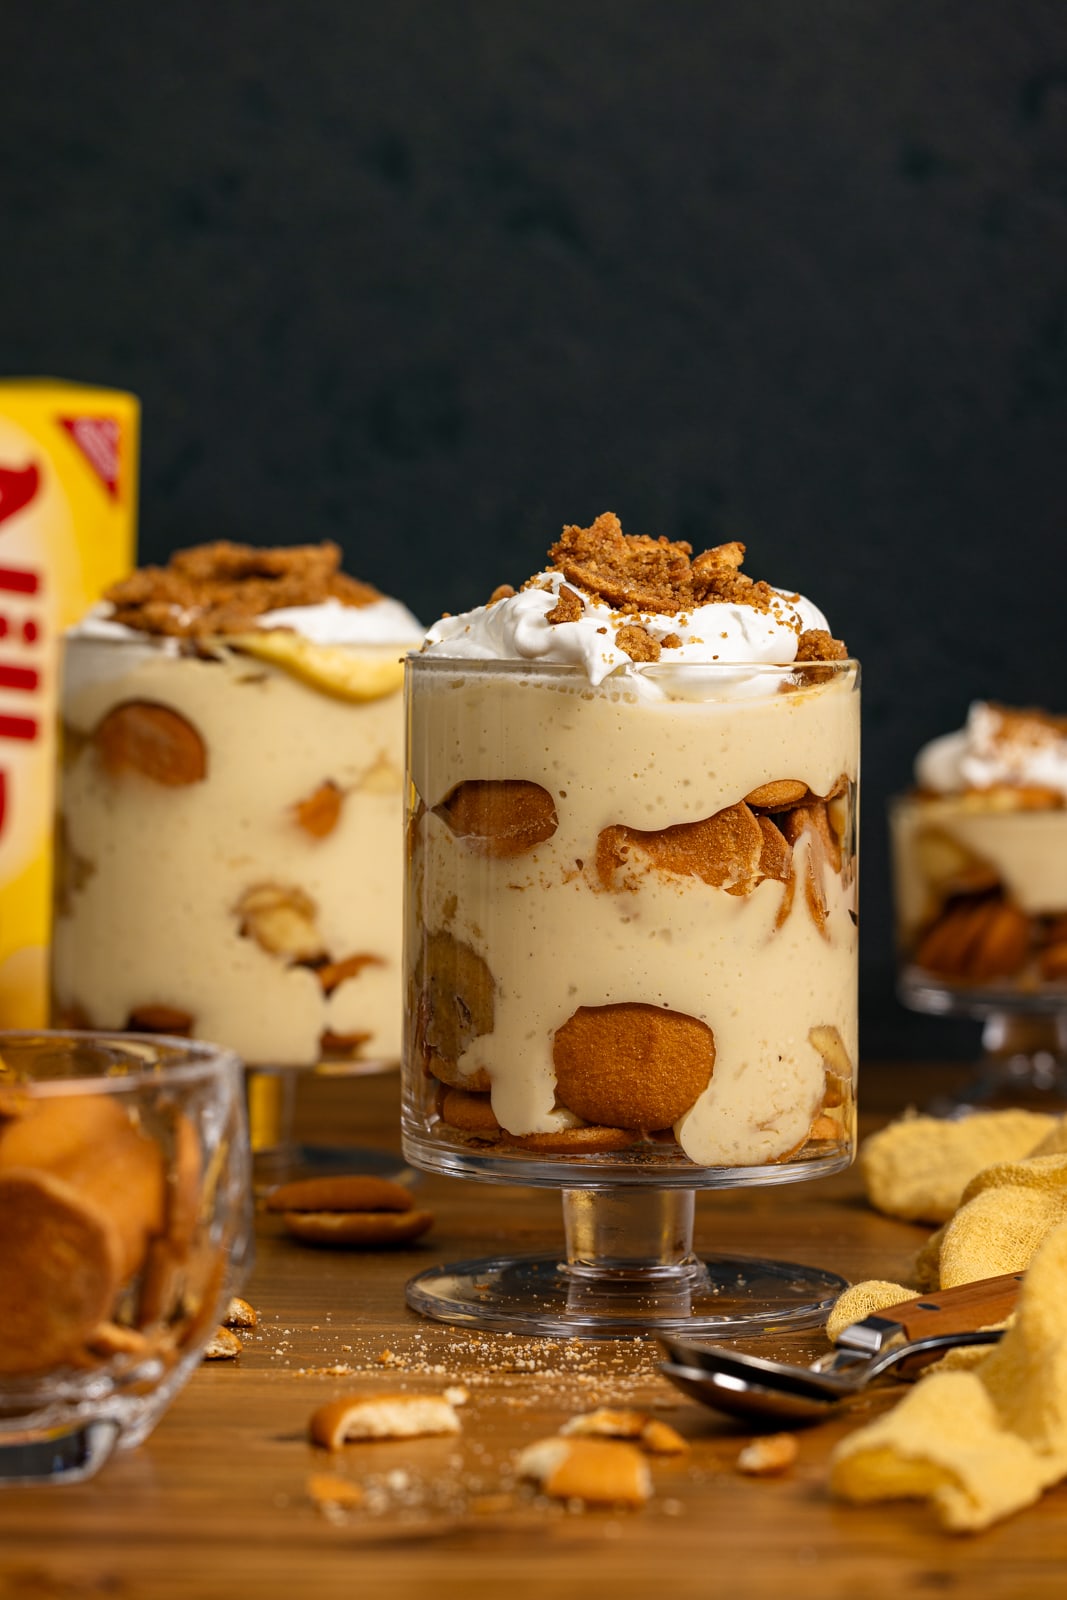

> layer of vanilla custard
[53,640,407,1065]
[891,796,1067,942]
[407,663,859,1167]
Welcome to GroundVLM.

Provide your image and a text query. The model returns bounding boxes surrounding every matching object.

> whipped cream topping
[257,596,423,644]
[68,595,424,647]
[65,606,162,644]
[423,569,830,689]
[916,702,1067,800]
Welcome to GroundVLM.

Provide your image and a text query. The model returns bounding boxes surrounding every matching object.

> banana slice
[228,632,406,702]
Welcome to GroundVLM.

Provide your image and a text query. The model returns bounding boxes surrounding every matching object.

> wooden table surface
[1,1061,1065,1600]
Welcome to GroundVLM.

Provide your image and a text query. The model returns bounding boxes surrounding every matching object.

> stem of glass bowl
[898,967,1067,1111]
[404,1182,849,1337]
[971,1011,1067,1107]
[561,1186,700,1283]
[245,1062,411,1189]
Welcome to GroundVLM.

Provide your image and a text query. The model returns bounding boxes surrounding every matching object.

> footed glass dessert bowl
[891,702,1067,1110]
[0,1030,251,1484]
[401,519,859,1336]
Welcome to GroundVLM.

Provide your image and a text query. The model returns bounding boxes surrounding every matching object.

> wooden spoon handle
[850,1272,1024,1345]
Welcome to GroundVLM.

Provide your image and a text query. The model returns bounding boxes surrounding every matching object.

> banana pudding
[404,514,859,1173]
[892,702,1067,992]
[51,541,422,1067]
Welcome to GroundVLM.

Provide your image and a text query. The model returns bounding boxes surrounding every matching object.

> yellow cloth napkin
[1031,1118,1067,1157]
[860,1109,1059,1224]
[830,1219,1067,1531]
[826,1280,913,1342]
[829,1116,1067,1359]
[925,1152,1067,1288]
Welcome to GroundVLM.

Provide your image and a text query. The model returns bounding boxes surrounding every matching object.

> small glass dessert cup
[403,652,860,1337]
[891,704,1067,1108]
[0,1029,251,1485]
[50,542,423,1183]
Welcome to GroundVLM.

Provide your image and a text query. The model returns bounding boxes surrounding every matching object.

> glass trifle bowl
[50,541,423,1178]
[402,515,860,1336]
[891,701,1067,1108]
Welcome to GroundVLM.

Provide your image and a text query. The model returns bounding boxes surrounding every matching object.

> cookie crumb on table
[737,1434,799,1476]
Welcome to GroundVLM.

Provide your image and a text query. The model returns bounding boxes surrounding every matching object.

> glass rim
[404,653,859,678]
[0,1029,243,1095]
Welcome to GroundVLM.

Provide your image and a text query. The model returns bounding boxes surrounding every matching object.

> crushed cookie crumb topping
[105,541,380,638]
[546,585,584,626]
[532,512,848,654]
[985,703,1067,745]
[795,629,848,664]
[614,624,661,662]
[547,513,692,614]
[425,511,848,677]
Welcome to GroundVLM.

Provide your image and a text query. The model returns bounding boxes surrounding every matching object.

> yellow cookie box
[0,380,139,1027]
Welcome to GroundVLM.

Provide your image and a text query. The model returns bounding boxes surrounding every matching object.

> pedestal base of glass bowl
[247,1061,412,1191]
[899,967,1067,1113]
[406,1184,849,1339]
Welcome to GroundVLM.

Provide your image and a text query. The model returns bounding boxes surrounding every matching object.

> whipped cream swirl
[916,702,1067,800]
[68,595,424,647]
[423,569,830,690]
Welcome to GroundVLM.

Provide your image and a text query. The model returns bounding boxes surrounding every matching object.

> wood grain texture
[0,1062,1065,1600]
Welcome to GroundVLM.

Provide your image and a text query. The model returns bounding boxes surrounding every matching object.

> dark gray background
[4,2,1066,1059]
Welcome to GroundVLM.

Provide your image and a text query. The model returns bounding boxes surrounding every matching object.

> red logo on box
[0,463,40,527]
[58,415,121,499]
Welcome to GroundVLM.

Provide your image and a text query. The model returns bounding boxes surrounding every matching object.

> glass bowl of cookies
[0,1030,251,1483]
[401,515,860,1336]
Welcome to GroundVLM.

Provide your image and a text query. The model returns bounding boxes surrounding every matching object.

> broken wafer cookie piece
[560,1408,688,1455]
[223,1296,257,1329]
[203,1326,243,1361]
[736,1433,799,1476]
[307,1473,365,1510]
[517,1437,652,1506]
[309,1391,462,1448]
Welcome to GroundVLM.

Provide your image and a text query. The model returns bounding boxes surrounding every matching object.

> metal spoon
[659,1271,1023,1425]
